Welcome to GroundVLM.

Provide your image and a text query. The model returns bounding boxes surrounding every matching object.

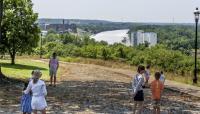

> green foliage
[101,47,111,60]
[47,29,57,35]
[81,45,98,58]
[1,0,40,64]
[78,22,133,34]
[43,33,59,44]
[35,28,200,76]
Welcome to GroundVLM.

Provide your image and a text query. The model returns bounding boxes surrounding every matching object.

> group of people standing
[21,53,59,114]
[132,65,165,114]
[20,52,165,114]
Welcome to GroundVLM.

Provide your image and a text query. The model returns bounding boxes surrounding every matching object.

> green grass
[59,57,134,69]
[165,72,200,87]
[0,59,56,81]
[1,56,199,87]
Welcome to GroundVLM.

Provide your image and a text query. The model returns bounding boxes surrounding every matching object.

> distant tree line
[78,22,134,34]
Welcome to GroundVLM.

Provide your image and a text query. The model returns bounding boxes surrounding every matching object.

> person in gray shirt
[132,65,145,114]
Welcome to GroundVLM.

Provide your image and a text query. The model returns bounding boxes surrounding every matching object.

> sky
[32,0,200,23]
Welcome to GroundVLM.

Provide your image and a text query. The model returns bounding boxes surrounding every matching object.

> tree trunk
[0,66,2,81]
[0,0,2,81]
[9,50,16,65]
[0,0,3,42]
[11,54,15,65]
[0,66,5,82]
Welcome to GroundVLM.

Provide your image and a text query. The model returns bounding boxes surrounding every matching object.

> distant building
[41,31,48,36]
[124,30,157,46]
[38,23,77,33]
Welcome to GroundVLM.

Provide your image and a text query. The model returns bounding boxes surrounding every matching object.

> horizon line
[38,18,195,25]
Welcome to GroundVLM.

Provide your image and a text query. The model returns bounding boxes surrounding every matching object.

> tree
[47,29,57,35]
[0,0,3,79]
[2,0,40,64]
[0,0,3,42]
[101,47,111,60]
[43,33,59,44]
[144,41,150,47]
[118,47,126,58]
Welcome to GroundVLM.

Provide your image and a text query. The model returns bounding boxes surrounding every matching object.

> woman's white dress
[24,80,47,110]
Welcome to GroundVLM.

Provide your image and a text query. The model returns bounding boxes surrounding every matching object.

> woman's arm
[42,84,47,96]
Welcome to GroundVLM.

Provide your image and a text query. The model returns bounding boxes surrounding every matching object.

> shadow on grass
[0,63,47,70]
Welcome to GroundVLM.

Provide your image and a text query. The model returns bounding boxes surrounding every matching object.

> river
[91,29,129,44]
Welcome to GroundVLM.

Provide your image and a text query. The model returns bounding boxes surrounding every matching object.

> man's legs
[49,70,53,86]
[137,101,144,114]
[41,109,46,114]
[156,106,160,114]
[33,110,37,114]
[50,76,53,86]
[53,76,56,86]
[133,102,138,114]
[153,106,157,114]
[153,105,160,114]
[53,71,57,87]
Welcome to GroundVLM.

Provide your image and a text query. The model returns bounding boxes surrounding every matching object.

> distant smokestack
[63,19,65,34]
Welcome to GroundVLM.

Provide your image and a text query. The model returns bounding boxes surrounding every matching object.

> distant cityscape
[38,18,157,47]
[39,19,77,35]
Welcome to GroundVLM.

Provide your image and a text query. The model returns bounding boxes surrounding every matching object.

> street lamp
[193,7,200,84]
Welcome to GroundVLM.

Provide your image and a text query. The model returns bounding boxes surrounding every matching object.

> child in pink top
[49,53,59,87]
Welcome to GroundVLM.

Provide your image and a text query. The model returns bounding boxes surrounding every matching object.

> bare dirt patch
[0,62,200,114]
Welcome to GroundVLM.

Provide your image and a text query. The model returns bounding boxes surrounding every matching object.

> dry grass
[5,56,200,87]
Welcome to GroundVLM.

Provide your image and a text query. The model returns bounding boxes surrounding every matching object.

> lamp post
[40,33,43,58]
[193,7,200,84]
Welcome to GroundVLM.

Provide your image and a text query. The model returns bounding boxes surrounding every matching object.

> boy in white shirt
[160,71,165,84]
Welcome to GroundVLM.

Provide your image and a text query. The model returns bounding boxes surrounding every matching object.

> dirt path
[0,61,200,114]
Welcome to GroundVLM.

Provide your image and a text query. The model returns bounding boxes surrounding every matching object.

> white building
[41,31,48,36]
[125,30,157,46]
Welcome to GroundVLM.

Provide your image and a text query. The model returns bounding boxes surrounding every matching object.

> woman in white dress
[24,70,47,114]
